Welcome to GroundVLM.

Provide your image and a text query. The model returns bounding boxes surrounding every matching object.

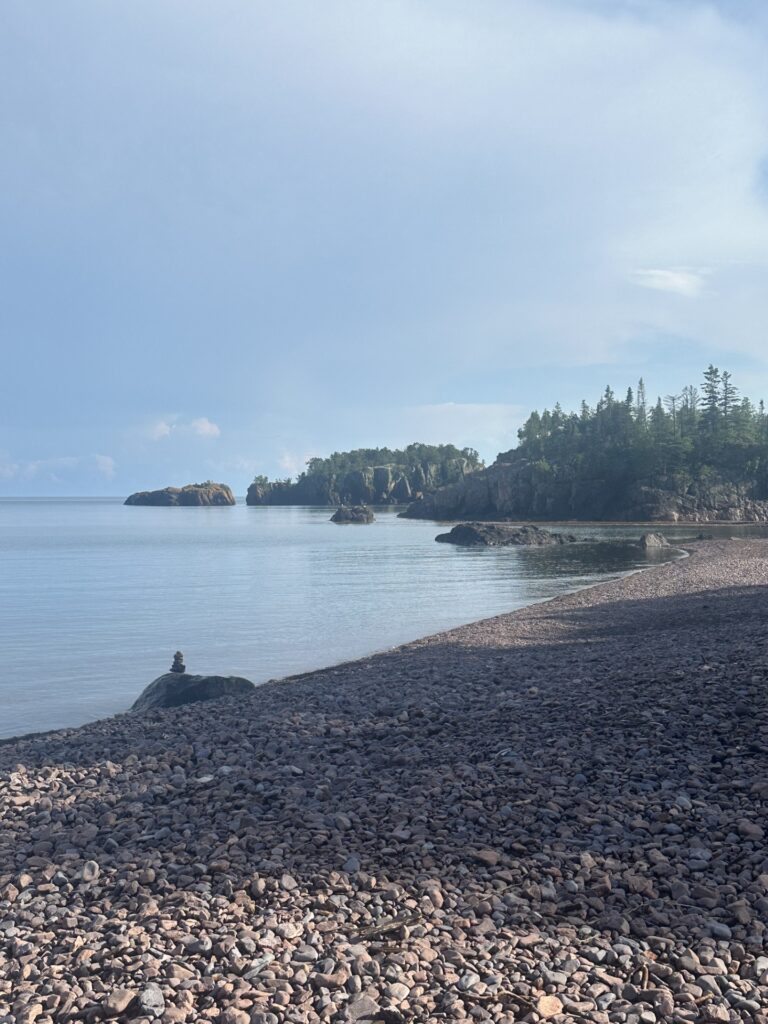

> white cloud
[0,454,20,479]
[278,451,317,476]
[630,268,709,297]
[147,416,221,440]
[150,419,173,440]
[190,417,221,438]
[94,454,116,478]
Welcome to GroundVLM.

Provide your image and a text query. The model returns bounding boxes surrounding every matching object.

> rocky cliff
[125,483,236,506]
[401,458,768,522]
[246,459,472,507]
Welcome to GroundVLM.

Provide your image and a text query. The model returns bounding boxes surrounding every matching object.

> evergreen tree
[635,378,647,428]
[720,370,738,439]
[702,365,721,435]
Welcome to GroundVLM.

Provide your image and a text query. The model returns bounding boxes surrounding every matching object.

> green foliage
[507,367,768,494]
[253,443,482,486]
[302,443,483,479]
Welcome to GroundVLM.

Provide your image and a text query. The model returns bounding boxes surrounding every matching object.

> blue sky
[2,0,768,494]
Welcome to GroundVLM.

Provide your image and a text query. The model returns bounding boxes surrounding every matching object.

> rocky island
[246,443,481,506]
[125,481,235,506]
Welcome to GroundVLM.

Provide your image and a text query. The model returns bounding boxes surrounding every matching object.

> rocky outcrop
[132,672,255,711]
[125,483,235,506]
[330,505,375,524]
[435,523,578,547]
[640,532,669,549]
[246,459,472,507]
[402,459,768,523]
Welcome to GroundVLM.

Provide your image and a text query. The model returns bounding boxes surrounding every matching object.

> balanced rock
[436,522,577,547]
[132,672,255,712]
[331,505,375,524]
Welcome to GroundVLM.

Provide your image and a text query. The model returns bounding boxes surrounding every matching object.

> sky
[2,0,768,495]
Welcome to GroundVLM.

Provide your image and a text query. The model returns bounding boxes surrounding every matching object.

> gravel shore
[2,539,767,1024]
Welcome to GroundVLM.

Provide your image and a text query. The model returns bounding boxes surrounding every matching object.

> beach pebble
[1,541,767,1024]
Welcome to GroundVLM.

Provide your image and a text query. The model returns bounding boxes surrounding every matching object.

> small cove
[1,498,765,739]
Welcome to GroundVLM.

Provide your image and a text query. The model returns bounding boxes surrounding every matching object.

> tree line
[254,443,482,485]
[506,366,768,490]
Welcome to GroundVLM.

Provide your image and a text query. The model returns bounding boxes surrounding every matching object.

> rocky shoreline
[2,541,768,1023]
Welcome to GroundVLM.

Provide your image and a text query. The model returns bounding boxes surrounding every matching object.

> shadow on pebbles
[1,540,768,1023]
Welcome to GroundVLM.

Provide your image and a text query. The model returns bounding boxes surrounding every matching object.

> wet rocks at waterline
[435,522,578,546]
[330,505,375,524]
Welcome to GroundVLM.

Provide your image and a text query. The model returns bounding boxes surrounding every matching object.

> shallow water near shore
[2,498,767,739]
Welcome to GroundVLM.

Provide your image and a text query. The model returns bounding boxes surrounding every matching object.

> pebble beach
[2,538,768,1023]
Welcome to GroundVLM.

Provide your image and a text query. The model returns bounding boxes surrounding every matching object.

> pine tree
[664,394,681,438]
[720,371,738,439]
[635,379,647,429]
[702,365,721,435]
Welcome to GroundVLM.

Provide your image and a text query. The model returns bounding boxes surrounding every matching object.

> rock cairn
[1,540,768,1023]
[171,651,186,674]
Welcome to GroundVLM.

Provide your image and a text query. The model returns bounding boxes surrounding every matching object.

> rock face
[132,673,255,712]
[330,505,375,524]
[402,458,768,523]
[246,459,472,507]
[435,522,578,546]
[640,531,670,549]
[125,483,235,506]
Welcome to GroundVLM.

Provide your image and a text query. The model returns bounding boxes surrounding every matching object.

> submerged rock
[331,505,375,524]
[435,522,577,547]
[640,531,670,549]
[125,483,235,506]
[132,673,255,712]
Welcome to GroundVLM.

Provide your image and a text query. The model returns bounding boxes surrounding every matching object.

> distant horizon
[3,359,768,497]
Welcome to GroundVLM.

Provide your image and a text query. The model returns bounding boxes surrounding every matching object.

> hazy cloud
[94,454,117,478]
[630,268,709,297]
[190,417,221,439]
[398,403,526,458]
[278,451,318,477]
[0,454,116,481]
[148,416,221,441]
[149,420,173,441]
[3,1,768,494]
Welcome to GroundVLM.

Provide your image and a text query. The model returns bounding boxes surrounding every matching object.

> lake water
[1,499,761,740]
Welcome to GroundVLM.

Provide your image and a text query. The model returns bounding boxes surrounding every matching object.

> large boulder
[640,532,669,549]
[331,505,375,524]
[436,523,577,547]
[132,673,255,712]
[125,483,235,506]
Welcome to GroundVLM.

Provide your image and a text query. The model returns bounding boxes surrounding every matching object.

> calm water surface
[1,499,763,739]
